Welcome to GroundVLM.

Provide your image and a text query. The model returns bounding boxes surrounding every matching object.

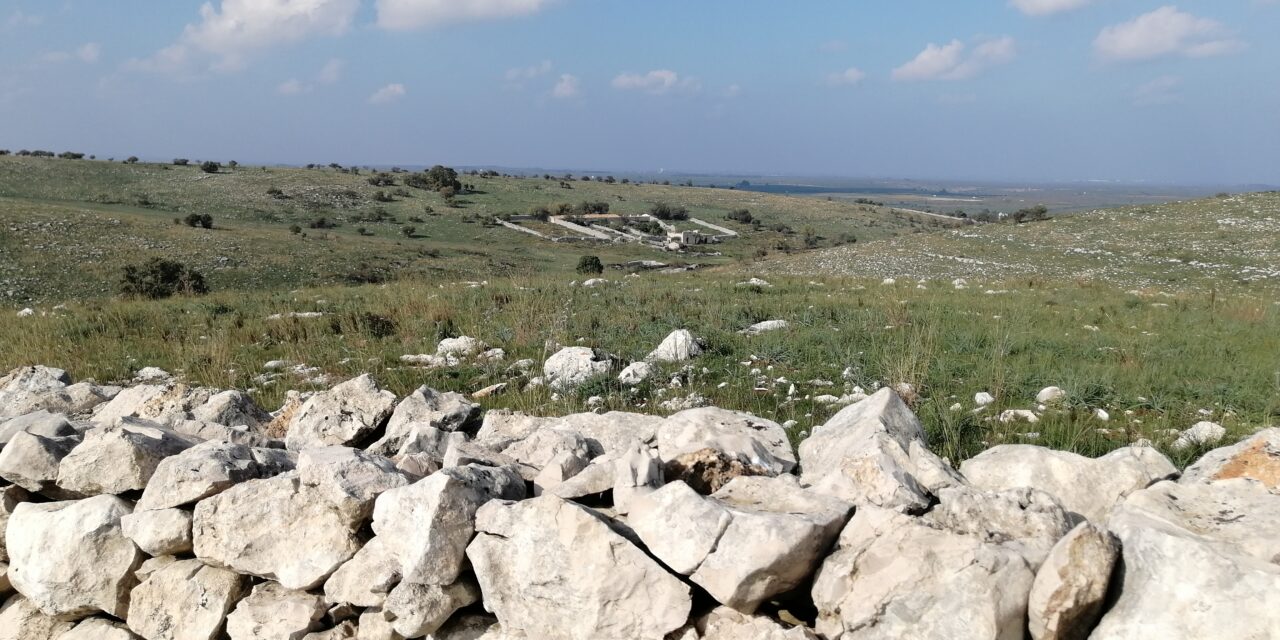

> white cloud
[893,36,1017,81]
[1133,75,1182,105]
[826,67,867,87]
[277,78,308,95]
[376,0,554,31]
[4,10,42,30]
[551,73,580,99]
[1094,6,1243,61]
[611,69,699,95]
[506,60,552,81]
[39,42,101,64]
[1009,0,1093,16]
[133,0,360,73]
[819,39,847,53]
[318,58,345,84]
[369,83,406,104]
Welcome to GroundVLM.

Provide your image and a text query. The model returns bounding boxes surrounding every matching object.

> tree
[726,208,753,224]
[1011,205,1049,224]
[227,160,238,169]
[125,156,139,164]
[120,258,209,299]
[173,158,189,166]
[576,255,604,275]
[649,203,689,221]
[200,161,220,173]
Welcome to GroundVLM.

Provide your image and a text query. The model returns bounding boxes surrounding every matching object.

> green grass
[2,273,1275,466]
[0,156,945,303]
[773,192,1280,294]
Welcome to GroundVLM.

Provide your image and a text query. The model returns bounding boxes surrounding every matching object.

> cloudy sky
[1,1,1276,184]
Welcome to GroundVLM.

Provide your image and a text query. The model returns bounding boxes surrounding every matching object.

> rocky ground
[0,361,1276,639]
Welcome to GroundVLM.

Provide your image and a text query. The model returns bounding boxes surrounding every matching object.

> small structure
[666,230,708,247]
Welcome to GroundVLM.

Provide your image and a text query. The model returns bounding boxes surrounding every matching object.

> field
[2,154,1276,467]
[773,191,1280,293]
[2,273,1276,466]
[0,156,948,304]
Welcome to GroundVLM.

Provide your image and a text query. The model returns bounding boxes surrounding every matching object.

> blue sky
[1,1,1276,184]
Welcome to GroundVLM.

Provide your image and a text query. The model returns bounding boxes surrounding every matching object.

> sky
[0,1,1277,184]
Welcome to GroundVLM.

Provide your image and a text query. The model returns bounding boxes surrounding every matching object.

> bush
[125,156,139,164]
[309,217,338,229]
[183,213,202,227]
[266,187,287,199]
[1011,205,1049,224]
[577,201,610,215]
[726,208,753,224]
[200,161,220,173]
[373,191,394,203]
[401,226,416,237]
[173,158,189,166]
[120,258,209,299]
[289,224,302,234]
[576,255,604,275]
[199,214,213,229]
[650,202,689,221]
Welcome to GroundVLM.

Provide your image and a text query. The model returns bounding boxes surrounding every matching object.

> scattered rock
[1171,421,1226,451]
[542,347,612,391]
[740,320,788,335]
[618,361,654,385]
[646,329,702,363]
[1036,387,1067,404]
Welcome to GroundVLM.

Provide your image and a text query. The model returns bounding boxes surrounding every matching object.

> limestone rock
[383,578,481,637]
[542,347,612,391]
[1180,427,1280,491]
[355,609,403,640]
[548,453,616,500]
[0,431,81,495]
[226,581,327,640]
[618,362,654,386]
[632,476,851,612]
[740,320,788,336]
[0,595,74,640]
[137,440,296,511]
[646,329,702,363]
[126,559,247,640]
[303,622,358,640]
[926,486,1075,566]
[120,508,193,557]
[1028,522,1119,640]
[373,464,524,586]
[193,447,406,590]
[657,407,795,493]
[91,383,216,428]
[367,387,479,456]
[6,495,140,619]
[613,444,663,513]
[0,367,110,421]
[285,375,397,451]
[812,506,1035,640]
[697,607,819,640]
[0,486,28,561]
[474,410,663,458]
[58,617,140,639]
[959,444,1177,522]
[56,419,202,496]
[323,537,401,608]
[1036,386,1068,404]
[1090,479,1280,639]
[171,419,278,447]
[1171,421,1225,451]
[0,410,75,446]
[500,428,593,481]
[467,495,691,640]
[190,390,271,428]
[799,388,963,513]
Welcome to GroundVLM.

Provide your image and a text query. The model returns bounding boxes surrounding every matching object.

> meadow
[2,273,1275,466]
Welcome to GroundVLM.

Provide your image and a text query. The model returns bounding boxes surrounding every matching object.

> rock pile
[0,364,1277,639]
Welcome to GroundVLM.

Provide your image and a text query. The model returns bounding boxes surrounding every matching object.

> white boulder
[284,375,397,451]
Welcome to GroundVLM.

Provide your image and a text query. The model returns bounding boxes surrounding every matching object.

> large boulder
[125,559,247,640]
[0,367,111,421]
[798,388,963,513]
[1028,522,1120,640]
[0,410,75,446]
[193,447,407,590]
[226,581,327,640]
[91,383,217,428]
[475,410,664,458]
[190,390,271,428]
[466,495,691,640]
[1090,479,1280,639]
[120,508,193,557]
[657,407,795,493]
[366,386,479,456]
[6,495,141,619]
[372,465,525,586]
[137,440,295,511]
[284,375,397,451]
[0,431,81,495]
[959,444,1178,522]
[812,506,1035,640]
[646,329,702,363]
[56,419,202,496]
[0,595,74,640]
[542,347,612,391]
[1180,427,1280,491]
[631,476,852,612]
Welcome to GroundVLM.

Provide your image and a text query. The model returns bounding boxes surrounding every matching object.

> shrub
[173,158,189,166]
[576,255,604,275]
[726,208,753,223]
[200,161,220,173]
[401,226,416,237]
[125,156,139,164]
[289,224,302,234]
[373,191,394,203]
[309,217,338,229]
[1011,205,1049,224]
[183,214,202,227]
[199,214,213,229]
[120,258,209,299]
[577,201,610,215]
[0,150,9,156]
[650,203,689,221]
[266,187,287,199]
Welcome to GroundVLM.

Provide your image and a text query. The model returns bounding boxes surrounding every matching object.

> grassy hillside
[0,155,947,303]
[2,273,1275,466]
[771,192,1280,293]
